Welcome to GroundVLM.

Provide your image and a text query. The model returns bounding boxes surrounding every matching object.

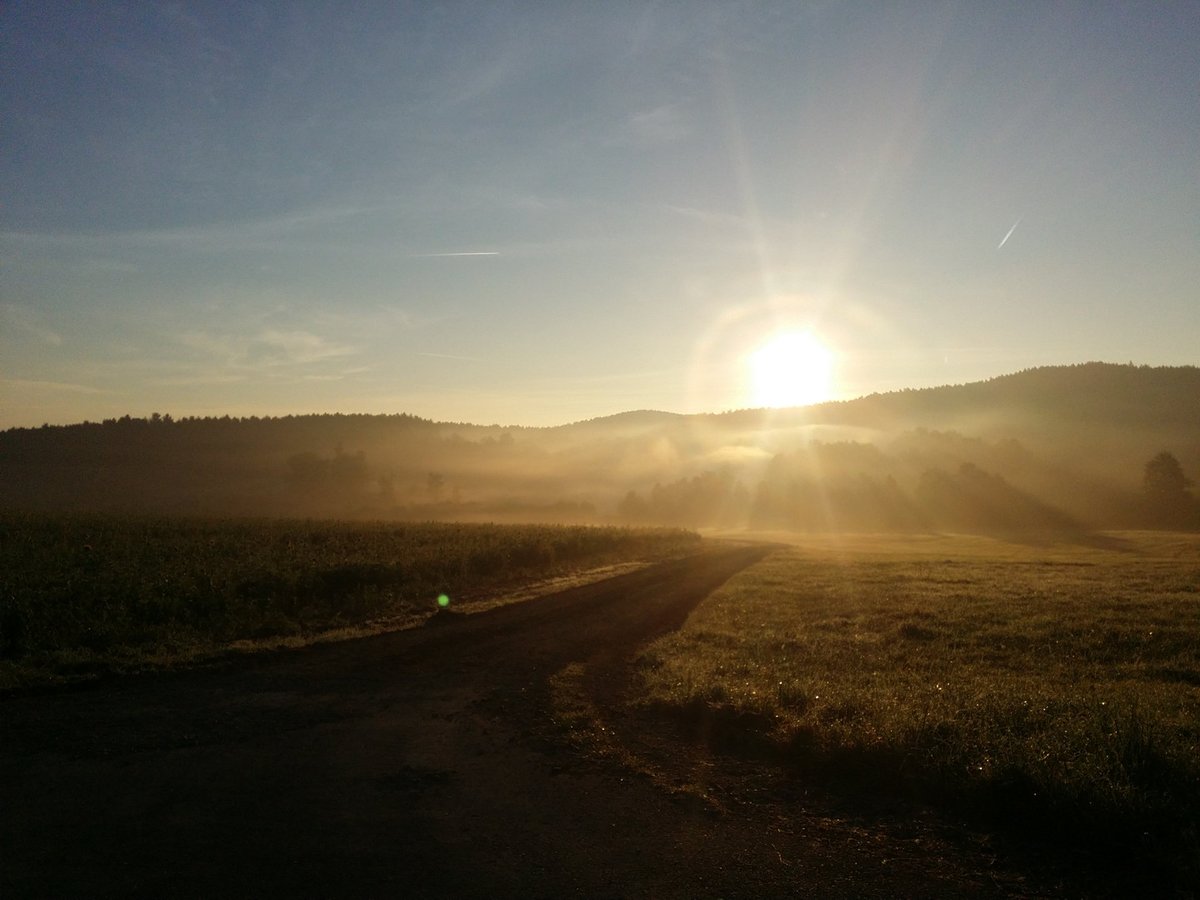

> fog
[3,364,1198,534]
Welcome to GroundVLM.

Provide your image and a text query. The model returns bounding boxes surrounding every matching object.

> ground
[3,544,1056,898]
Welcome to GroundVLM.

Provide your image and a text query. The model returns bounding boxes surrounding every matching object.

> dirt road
[2,545,1027,898]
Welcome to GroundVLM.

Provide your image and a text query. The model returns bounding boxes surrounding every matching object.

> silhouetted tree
[1143,451,1192,501]
[1142,451,1196,528]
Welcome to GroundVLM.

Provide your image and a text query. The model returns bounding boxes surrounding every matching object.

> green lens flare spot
[437,594,450,608]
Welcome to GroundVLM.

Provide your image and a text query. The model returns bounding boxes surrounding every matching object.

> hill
[2,363,1197,531]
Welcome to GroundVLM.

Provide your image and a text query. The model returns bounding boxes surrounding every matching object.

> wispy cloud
[623,104,691,146]
[409,250,500,258]
[1,378,108,395]
[657,204,750,231]
[177,328,356,370]
[83,258,141,274]
[152,373,249,387]
[1,304,63,346]
[255,329,355,365]
[0,202,393,253]
[419,351,484,362]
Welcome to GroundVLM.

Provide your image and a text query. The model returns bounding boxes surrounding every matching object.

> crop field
[0,513,698,690]
[634,532,1200,892]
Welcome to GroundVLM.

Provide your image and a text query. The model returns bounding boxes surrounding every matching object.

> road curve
[1,544,1015,899]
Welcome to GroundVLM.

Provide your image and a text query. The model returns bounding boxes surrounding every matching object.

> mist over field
[4,362,1198,535]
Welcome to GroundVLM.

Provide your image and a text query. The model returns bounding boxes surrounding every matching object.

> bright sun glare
[748,331,835,409]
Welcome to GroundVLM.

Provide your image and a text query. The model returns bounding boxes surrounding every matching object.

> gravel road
[2,544,1029,898]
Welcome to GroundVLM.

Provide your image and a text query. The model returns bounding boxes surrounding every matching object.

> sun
[748,331,835,408]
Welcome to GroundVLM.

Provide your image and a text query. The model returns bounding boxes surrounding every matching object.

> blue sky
[3,2,1198,427]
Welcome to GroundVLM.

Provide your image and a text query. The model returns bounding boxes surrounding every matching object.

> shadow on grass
[652,698,1200,899]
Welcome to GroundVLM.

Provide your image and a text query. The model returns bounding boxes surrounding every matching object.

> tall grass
[0,513,699,688]
[635,533,1200,891]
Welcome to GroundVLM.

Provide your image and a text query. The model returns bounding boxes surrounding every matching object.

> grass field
[635,531,1200,892]
[0,513,698,690]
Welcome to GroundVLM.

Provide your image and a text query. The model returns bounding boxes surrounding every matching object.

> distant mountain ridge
[5,362,1195,434]
[2,363,1197,530]
[539,364,1199,468]
[552,363,1200,432]
[833,362,1200,427]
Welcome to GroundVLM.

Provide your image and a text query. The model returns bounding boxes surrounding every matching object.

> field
[7,514,1199,891]
[632,531,1200,891]
[0,513,699,690]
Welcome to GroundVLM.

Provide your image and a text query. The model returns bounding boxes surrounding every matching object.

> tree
[1143,451,1192,502]
[1142,451,1196,528]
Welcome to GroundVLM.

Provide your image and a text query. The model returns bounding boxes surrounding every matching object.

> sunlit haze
[3,3,1197,428]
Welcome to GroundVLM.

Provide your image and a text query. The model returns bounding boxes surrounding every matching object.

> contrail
[412,250,500,258]
[997,217,1023,250]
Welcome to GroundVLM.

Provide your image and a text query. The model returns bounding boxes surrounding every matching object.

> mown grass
[0,513,699,690]
[635,532,1200,893]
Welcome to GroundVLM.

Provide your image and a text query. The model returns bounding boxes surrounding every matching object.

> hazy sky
[3,2,1198,427]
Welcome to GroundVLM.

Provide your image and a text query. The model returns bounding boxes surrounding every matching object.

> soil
[2,544,1051,898]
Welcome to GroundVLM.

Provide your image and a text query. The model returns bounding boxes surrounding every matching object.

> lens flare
[437,593,450,608]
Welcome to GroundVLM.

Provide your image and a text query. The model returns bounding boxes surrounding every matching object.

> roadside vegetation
[0,513,698,690]
[634,532,1200,893]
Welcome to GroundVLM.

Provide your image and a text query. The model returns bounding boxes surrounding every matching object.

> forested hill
[709,363,1200,433]
[2,363,1197,530]
[830,363,1200,429]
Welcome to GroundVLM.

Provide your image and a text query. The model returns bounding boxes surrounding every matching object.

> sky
[3,1,1198,428]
